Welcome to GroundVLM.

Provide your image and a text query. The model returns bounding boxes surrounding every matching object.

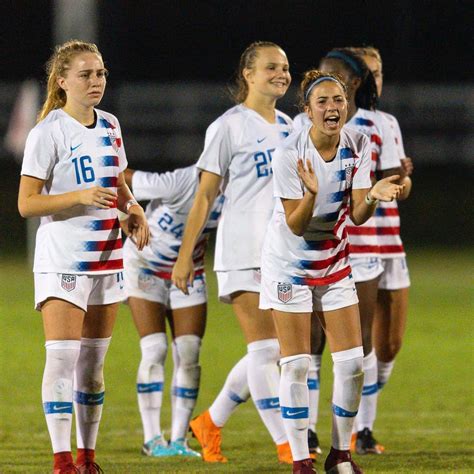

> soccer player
[121,165,224,457]
[172,41,294,464]
[259,69,404,474]
[18,40,149,474]
[350,46,413,454]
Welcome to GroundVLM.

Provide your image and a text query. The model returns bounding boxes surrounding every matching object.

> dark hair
[321,48,378,111]
[230,41,284,103]
[298,70,347,110]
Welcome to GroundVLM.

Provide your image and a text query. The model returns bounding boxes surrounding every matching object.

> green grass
[1,248,473,473]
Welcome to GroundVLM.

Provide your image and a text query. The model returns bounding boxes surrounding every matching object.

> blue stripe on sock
[173,386,199,399]
[228,390,246,404]
[43,401,73,414]
[74,390,105,405]
[255,397,280,410]
[137,382,164,393]
[281,406,309,419]
[308,378,320,390]
[362,383,379,395]
[332,403,358,417]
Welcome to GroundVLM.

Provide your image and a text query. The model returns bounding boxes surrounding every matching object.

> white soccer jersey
[261,126,371,286]
[196,104,293,271]
[21,108,127,274]
[374,110,406,258]
[123,166,224,279]
[293,112,310,131]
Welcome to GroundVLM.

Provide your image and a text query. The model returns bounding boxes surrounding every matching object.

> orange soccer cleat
[277,441,293,464]
[189,410,228,463]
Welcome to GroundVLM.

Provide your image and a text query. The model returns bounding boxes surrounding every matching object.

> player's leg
[308,312,325,455]
[167,277,207,457]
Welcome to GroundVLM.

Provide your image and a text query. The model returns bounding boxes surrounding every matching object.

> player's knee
[280,354,311,382]
[388,338,403,360]
[247,338,280,364]
[174,334,201,368]
[140,332,168,365]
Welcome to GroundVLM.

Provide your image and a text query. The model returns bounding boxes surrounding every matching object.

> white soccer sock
[137,332,167,443]
[247,338,287,445]
[171,335,201,441]
[308,354,321,432]
[42,340,81,453]
[377,359,395,390]
[209,354,250,427]
[280,354,311,461]
[74,337,111,450]
[331,346,364,450]
[355,349,378,432]
[170,340,179,423]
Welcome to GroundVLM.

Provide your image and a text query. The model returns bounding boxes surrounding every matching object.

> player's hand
[401,157,414,176]
[126,205,150,250]
[171,256,195,295]
[371,175,405,202]
[297,158,318,195]
[77,186,117,208]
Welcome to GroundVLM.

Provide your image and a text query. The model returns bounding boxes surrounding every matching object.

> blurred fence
[0,81,473,256]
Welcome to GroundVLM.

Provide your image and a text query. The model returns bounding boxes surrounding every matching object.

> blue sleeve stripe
[43,401,73,414]
[308,378,320,390]
[362,383,379,395]
[255,397,280,410]
[172,386,199,399]
[228,390,246,404]
[332,403,358,418]
[74,391,105,405]
[137,382,164,393]
[281,406,309,419]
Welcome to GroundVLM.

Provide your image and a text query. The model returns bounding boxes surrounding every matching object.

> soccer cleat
[142,435,177,457]
[355,428,384,455]
[169,438,202,457]
[324,447,363,474]
[76,462,104,474]
[189,410,228,462]
[277,441,293,464]
[350,433,357,453]
[293,458,318,473]
[308,428,323,456]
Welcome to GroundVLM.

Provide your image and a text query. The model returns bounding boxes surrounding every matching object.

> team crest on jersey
[61,274,76,292]
[277,282,292,303]
[345,165,354,187]
[106,128,120,152]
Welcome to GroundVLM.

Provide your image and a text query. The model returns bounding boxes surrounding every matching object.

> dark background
[1,0,473,254]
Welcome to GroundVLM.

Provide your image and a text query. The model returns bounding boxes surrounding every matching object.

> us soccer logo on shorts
[61,274,76,292]
[345,165,354,187]
[277,282,292,303]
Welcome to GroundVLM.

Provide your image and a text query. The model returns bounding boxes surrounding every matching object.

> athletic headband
[325,51,363,77]
[304,76,340,102]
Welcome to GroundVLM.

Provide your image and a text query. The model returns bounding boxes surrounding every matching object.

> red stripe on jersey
[90,239,123,252]
[371,134,382,146]
[349,244,380,254]
[297,265,352,286]
[303,245,350,271]
[348,226,400,236]
[378,208,399,217]
[148,268,204,281]
[83,259,123,271]
[379,245,405,254]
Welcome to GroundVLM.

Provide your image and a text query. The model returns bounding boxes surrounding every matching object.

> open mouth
[324,115,340,128]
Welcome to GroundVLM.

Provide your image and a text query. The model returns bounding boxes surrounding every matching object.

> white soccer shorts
[259,273,359,313]
[34,272,125,312]
[216,268,261,304]
[350,257,384,283]
[378,257,410,290]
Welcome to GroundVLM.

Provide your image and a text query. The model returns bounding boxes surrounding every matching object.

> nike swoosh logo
[52,405,66,411]
[286,410,306,416]
[70,143,82,152]
[269,401,279,407]
[257,137,266,143]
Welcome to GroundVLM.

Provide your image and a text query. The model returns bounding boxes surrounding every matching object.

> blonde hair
[38,40,102,122]
[353,46,382,66]
[298,69,347,110]
[231,41,284,103]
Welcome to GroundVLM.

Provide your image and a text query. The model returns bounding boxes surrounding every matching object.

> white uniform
[21,108,127,310]
[375,111,410,289]
[196,104,292,301]
[260,126,371,313]
[123,166,224,308]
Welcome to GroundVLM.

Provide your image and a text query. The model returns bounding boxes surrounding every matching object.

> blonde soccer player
[18,40,149,474]
[172,41,295,464]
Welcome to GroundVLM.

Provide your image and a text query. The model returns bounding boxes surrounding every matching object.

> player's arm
[116,171,150,250]
[18,174,117,218]
[172,171,221,294]
[281,158,318,236]
[124,168,135,189]
[350,176,405,225]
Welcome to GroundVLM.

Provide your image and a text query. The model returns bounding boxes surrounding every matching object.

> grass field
[0,248,473,473]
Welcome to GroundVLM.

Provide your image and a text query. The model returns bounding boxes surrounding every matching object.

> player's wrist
[365,190,378,206]
[125,198,140,214]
